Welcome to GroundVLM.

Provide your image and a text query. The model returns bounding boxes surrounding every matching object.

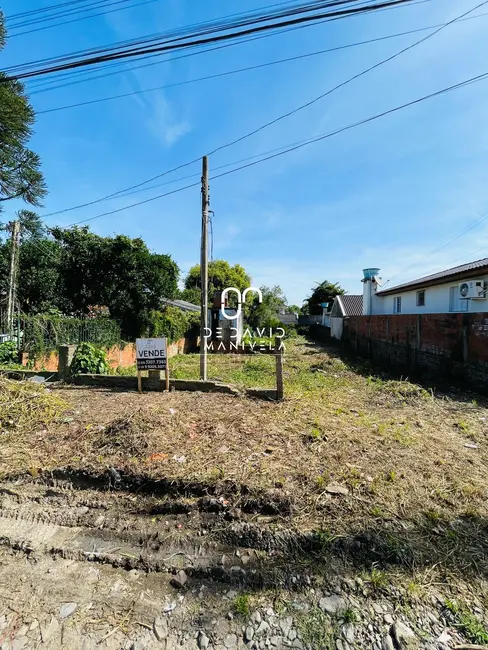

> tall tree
[0,13,46,212]
[183,259,251,306]
[247,285,287,328]
[303,280,345,315]
[51,226,179,338]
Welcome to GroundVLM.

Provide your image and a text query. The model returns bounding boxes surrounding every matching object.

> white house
[361,258,488,315]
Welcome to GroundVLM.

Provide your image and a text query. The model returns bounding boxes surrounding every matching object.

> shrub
[70,343,108,375]
[147,307,199,343]
[0,341,18,365]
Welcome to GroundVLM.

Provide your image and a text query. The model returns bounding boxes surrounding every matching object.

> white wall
[371,275,488,315]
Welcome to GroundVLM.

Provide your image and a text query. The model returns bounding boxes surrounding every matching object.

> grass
[2,339,488,578]
[446,599,488,644]
[298,607,336,650]
[233,593,250,617]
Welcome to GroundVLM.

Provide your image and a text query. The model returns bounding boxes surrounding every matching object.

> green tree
[183,259,251,307]
[303,280,345,315]
[51,226,179,338]
[0,13,46,212]
[247,285,287,328]
[17,238,62,313]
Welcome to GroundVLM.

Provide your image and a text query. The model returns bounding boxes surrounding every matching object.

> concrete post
[58,345,77,382]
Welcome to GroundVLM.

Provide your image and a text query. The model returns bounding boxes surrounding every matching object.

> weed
[314,529,336,553]
[299,607,335,649]
[424,509,443,524]
[342,608,357,623]
[407,580,424,599]
[369,505,385,518]
[445,600,488,644]
[386,470,397,483]
[233,594,250,617]
[363,568,389,591]
[208,467,225,481]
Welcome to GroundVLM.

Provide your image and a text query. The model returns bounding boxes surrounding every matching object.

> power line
[2,0,380,74]
[8,0,128,27]
[383,209,488,287]
[36,0,478,218]
[2,0,419,81]
[25,0,435,95]
[36,10,488,115]
[8,0,160,38]
[5,0,112,20]
[205,0,488,160]
[46,69,488,228]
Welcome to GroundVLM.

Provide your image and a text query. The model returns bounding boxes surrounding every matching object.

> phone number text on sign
[136,338,167,371]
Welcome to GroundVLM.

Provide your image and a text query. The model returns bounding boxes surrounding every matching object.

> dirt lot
[1,340,488,649]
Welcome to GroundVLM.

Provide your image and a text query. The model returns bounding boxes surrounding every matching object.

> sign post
[136,338,168,393]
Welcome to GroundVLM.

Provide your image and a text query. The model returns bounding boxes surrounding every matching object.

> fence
[20,314,121,356]
[343,313,488,391]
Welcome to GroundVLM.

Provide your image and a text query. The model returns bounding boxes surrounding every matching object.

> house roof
[377,257,488,297]
[161,298,200,312]
[337,294,363,316]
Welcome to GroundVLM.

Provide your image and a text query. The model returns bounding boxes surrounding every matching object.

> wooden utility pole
[6,220,20,336]
[200,156,209,380]
[275,336,284,400]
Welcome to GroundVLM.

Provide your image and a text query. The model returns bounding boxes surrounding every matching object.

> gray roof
[337,294,363,316]
[377,257,488,296]
[161,298,200,312]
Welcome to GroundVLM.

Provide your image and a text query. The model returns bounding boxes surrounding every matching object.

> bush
[0,341,18,365]
[147,307,199,343]
[70,342,108,375]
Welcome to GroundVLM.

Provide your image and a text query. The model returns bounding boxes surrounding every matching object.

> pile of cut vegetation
[96,407,164,458]
[0,378,66,434]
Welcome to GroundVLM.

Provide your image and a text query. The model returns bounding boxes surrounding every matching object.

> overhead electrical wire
[1,0,419,81]
[7,0,159,38]
[8,0,131,27]
[41,69,488,228]
[38,0,479,218]
[36,10,488,115]
[5,0,113,21]
[24,0,434,95]
[199,0,488,161]
[3,0,386,74]
[382,209,488,287]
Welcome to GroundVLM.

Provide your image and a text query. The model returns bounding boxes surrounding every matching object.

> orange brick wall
[21,337,195,372]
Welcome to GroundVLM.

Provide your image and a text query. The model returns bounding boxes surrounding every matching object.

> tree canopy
[247,285,287,328]
[302,280,345,314]
[0,13,46,212]
[0,226,179,339]
[183,259,251,306]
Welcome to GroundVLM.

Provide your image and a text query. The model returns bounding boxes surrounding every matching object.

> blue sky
[2,0,488,304]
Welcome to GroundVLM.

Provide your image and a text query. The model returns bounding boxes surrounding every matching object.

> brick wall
[21,336,197,372]
[343,313,488,391]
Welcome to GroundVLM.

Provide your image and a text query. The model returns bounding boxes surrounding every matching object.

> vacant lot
[2,340,488,575]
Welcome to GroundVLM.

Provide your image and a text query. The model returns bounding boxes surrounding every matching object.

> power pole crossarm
[200,156,209,381]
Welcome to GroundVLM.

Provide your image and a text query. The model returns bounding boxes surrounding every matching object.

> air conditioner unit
[458,280,487,299]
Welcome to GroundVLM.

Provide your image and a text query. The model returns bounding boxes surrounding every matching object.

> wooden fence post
[275,336,284,400]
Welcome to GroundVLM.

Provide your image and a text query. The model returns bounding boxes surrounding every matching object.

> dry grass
[2,341,488,569]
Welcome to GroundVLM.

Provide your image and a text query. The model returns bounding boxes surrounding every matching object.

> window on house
[416,290,425,307]
[393,296,401,314]
[449,286,469,312]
